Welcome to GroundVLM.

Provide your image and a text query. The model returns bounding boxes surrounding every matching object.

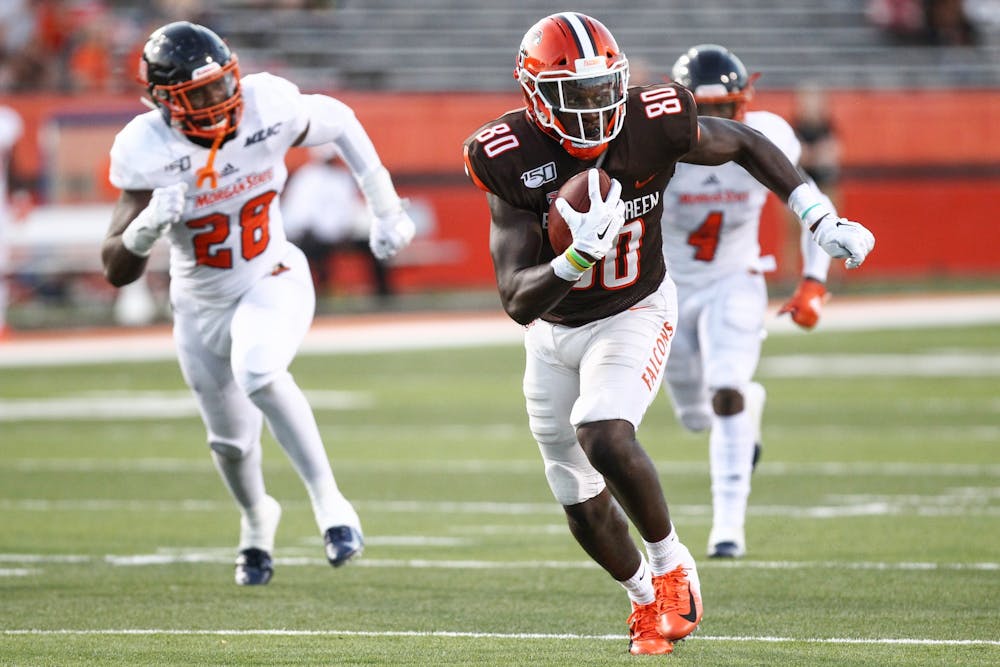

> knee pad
[209,439,250,461]
[544,460,606,506]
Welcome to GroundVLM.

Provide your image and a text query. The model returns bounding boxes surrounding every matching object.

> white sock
[249,372,360,532]
[644,525,682,576]
[709,411,754,536]
[619,554,655,606]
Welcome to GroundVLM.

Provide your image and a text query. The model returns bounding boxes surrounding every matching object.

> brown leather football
[547,168,612,254]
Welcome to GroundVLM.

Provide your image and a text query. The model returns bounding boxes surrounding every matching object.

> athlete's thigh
[523,320,579,447]
[230,245,316,392]
[173,301,262,448]
[701,271,767,389]
[574,278,678,429]
[523,322,603,505]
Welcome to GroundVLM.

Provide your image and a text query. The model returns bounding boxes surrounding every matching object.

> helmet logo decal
[192,62,222,80]
[574,56,606,73]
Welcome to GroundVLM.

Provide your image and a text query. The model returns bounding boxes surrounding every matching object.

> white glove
[810,215,876,269]
[369,206,416,260]
[554,169,626,261]
[121,183,187,257]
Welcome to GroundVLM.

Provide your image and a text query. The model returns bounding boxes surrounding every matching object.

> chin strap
[195,120,229,190]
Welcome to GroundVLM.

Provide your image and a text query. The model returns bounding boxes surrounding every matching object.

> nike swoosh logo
[679,587,698,623]
[634,173,657,189]
[836,221,846,227]
[596,221,613,239]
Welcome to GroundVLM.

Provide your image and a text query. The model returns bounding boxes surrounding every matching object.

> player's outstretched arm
[683,117,875,269]
[296,94,415,260]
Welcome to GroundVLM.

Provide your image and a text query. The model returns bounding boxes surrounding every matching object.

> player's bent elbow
[504,302,537,327]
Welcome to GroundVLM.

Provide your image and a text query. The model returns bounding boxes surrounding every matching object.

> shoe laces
[656,565,692,614]
[627,602,660,640]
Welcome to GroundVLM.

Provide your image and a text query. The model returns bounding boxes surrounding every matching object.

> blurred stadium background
[1,0,999,330]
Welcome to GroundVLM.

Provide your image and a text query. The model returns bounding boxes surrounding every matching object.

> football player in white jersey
[661,45,837,559]
[101,22,415,585]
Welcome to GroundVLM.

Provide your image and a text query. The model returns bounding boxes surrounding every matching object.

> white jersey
[662,111,801,287]
[109,73,310,304]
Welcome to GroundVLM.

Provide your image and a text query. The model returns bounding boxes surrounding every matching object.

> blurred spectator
[0,104,24,339]
[868,0,982,44]
[922,0,981,45]
[791,83,842,205]
[281,145,394,299]
[70,16,113,92]
[867,0,927,42]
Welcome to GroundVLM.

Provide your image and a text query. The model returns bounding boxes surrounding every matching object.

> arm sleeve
[299,94,384,181]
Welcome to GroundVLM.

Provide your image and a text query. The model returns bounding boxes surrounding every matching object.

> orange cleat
[653,563,703,640]
[627,601,675,655]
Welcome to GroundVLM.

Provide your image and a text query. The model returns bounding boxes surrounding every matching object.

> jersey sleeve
[461,112,538,211]
[108,115,175,191]
[242,72,310,145]
[625,83,699,172]
[462,122,504,197]
[659,84,700,157]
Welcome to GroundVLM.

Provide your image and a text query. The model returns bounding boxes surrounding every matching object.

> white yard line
[0,552,996,572]
[2,627,998,647]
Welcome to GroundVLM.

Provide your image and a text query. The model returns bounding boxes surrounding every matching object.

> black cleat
[708,540,745,559]
[324,525,364,567]
[235,547,273,585]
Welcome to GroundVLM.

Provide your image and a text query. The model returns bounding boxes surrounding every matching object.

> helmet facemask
[520,57,629,155]
[145,57,243,141]
[689,73,759,121]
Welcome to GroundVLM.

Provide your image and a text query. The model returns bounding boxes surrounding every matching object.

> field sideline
[1,291,998,367]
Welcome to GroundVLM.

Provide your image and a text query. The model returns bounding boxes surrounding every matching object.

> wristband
[358,165,403,218]
[787,183,833,229]
[120,206,158,257]
[565,247,594,272]
[550,253,587,281]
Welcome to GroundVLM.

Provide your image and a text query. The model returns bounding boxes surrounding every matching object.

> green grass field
[1,321,998,665]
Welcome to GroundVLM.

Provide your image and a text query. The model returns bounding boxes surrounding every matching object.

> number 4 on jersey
[687,211,723,262]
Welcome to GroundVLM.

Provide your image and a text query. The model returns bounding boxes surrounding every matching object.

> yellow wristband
[565,247,594,271]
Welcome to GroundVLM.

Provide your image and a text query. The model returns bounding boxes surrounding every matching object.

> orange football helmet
[514,12,629,160]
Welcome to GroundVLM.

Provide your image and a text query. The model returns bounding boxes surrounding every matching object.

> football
[547,168,612,254]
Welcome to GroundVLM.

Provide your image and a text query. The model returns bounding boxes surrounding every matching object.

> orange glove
[778,277,828,329]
